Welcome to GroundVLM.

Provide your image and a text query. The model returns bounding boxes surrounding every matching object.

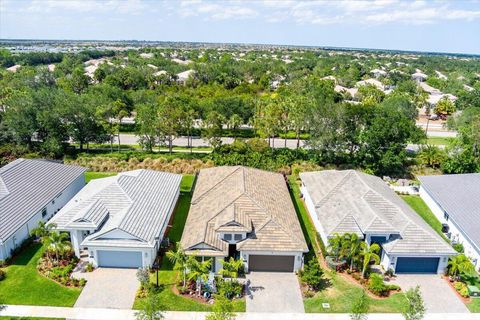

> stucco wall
[420,186,480,271]
[301,184,330,246]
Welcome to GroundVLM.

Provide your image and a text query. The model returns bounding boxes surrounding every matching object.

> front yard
[288,176,405,313]
[133,175,245,312]
[0,243,81,307]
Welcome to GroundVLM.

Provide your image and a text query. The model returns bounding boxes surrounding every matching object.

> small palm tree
[44,231,71,262]
[360,242,380,278]
[328,233,346,262]
[219,257,243,280]
[344,233,361,271]
[186,256,212,296]
[30,221,56,242]
[448,254,475,280]
[228,114,243,138]
[166,243,188,289]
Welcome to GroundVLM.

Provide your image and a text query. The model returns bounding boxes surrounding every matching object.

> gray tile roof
[300,170,455,256]
[419,173,480,251]
[50,169,182,247]
[181,166,308,256]
[0,159,86,242]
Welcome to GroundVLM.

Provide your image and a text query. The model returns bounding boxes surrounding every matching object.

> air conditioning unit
[441,224,449,233]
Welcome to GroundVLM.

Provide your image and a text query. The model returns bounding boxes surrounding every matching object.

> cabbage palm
[360,242,380,278]
[30,221,56,242]
[44,231,71,262]
[166,242,188,289]
[344,233,362,271]
[328,233,345,262]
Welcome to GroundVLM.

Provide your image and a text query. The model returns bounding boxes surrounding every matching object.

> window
[234,234,242,241]
[41,208,47,217]
[223,234,232,241]
[444,212,449,221]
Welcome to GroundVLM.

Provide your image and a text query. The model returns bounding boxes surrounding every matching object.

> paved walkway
[245,272,304,313]
[73,268,139,309]
[391,274,469,313]
[1,305,479,320]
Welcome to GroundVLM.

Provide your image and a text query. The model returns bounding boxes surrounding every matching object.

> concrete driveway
[73,268,139,309]
[390,274,469,313]
[245,272,304,313]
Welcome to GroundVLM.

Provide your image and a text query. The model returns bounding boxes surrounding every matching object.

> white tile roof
[50,170,182,247]
[0,159,86,242]
[300,170,455,256]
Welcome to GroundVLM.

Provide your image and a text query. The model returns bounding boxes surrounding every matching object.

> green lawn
[467,299,480,312]
[288,176,405,313]
[401,195,449,243]
[84,171,117,183]
[425,137,454,146]
[0,244,81,306]
[134,175,245,312]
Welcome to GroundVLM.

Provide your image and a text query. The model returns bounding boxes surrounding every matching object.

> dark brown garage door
[248,255,295,272]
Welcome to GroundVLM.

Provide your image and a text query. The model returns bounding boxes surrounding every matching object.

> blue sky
[1,0,480,54]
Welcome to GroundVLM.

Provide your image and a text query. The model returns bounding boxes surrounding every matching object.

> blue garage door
[97,250,142,268]
[395,257,439,273]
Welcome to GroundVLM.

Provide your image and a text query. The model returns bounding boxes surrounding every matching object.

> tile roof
[181,166,308,256]
[300,170,455,256]
[0,159,86,242]
[419,174,480,252]
[50,170,182,247]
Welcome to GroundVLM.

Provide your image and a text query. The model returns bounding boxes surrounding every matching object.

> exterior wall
[0,174,85,261]
[239,250,304,273]
[87,246,155,268]
[384,253,450,274]
[420,186,480,271]
[301,184,329,246]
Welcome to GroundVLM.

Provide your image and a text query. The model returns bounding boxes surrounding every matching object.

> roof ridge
[192,166,243,204]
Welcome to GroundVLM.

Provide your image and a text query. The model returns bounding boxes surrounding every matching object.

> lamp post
[152,261,160,288]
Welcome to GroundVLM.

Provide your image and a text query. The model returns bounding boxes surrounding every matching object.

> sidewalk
[1,305,480,320]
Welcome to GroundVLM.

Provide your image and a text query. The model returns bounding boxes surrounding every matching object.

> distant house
[176,69,195,85]
[181,166,308,273]
[49,170,182,268]
[172,58,193,65]
[0,159,86,261]
[419,174,480,271]
[370,69,387,78]
[139,53,154,59]
[6,65,21,73]
[300,170,456,274]
[412,71,428,82]
[356,78,385,91]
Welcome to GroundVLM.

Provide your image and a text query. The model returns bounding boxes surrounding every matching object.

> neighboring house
[412,71,428,82]
[176,69,195,85]
[0,159,86,261]
[356,78,385,91]
[181,166,308,273]
[49,170,182,268]
[418,174,480,271]
[300,170,456,274]
[6,64,21,72]
[370,68,387,78]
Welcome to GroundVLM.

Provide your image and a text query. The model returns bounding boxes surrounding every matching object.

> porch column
[70,230,82,258]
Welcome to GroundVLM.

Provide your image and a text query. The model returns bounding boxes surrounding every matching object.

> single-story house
[176,69,195,85]
[49,170,182,268]
[418,174,480,271]
[300,170,456,274]
[0,159,86,261]
[181,166,308,273]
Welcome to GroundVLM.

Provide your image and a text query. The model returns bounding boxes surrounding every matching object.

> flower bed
[37,250,86,288]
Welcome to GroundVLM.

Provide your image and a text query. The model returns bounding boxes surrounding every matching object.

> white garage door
[97,250,142,268]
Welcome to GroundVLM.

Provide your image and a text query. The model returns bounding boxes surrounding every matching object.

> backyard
[0,243,81,306]
[133,174,246,312]
[287,176,405,313]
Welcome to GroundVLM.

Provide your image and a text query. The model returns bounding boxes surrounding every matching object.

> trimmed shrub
[368,273,389,297]
[0,268,6,281]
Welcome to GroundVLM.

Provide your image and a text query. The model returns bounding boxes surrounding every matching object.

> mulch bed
[442,275,472,303]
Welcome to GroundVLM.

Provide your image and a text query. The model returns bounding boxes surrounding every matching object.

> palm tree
[219,257,243,280]
[30,221,56,242]
[418,145,446,168]
[344,233,361,271]
[227,114,243,138]
[360,242,380,278]
[166,243,188,289]
[328,233,345,262]
[44,231,71,262]
[186,256,212,296]
[448,254,475,280]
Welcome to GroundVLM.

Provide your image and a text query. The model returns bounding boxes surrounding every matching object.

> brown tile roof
[181,166,308,256]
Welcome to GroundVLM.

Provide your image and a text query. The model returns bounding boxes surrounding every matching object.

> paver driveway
[73,268,139,309]
[245,272,304,313]
[391,274,469,313]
